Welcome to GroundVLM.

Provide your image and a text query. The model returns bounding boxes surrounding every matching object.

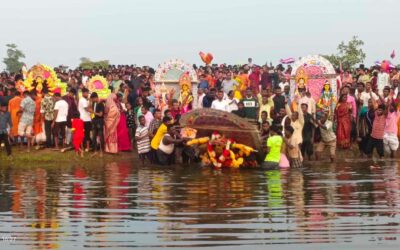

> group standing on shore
[0,61,399,168]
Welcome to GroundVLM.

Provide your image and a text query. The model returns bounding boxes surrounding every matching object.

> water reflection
[0,161,399,249]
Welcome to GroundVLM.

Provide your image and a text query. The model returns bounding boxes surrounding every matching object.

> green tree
[79,57,109,70]
[3,44,25,73]
[323,36,366,70]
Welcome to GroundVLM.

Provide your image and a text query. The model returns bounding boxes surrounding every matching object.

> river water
[0,160,399,250]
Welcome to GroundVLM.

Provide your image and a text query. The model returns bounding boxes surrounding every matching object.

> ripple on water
[0,162,399,249]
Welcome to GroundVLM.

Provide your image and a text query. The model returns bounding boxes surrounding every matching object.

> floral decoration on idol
[290,55,337,102]
[87,75,111,99]
[154,59,198,82]
[23,64,67,96]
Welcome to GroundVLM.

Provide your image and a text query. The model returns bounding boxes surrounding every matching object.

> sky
[0,0,399,70]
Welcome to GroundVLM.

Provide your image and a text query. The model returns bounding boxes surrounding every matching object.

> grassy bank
[0,147,136,168]
[0,143,396,169]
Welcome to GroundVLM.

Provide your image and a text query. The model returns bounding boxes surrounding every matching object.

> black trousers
[92,120,104,151]
[301,139,314,157]
[367,137,384,157]
[83,121,92,146]
[44,120,53,147]
[54,122,67,142]
[156,149,174,166]
[0,133,11,155]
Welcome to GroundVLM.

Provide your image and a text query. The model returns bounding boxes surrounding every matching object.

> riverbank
[0,143,398,168]
[0,147,137,168]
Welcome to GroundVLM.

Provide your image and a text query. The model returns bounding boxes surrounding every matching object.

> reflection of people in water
[105,162,131,210]
[265,169,283,216]
[287,169,306,235]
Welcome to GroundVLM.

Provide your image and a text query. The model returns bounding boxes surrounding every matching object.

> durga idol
[178,73,193,114]
[317,81,336,118]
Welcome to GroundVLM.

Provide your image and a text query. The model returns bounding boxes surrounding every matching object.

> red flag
[390,50,395,59]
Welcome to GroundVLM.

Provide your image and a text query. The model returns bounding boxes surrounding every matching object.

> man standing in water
[315,112,336,162]
[367,104,387,158]
[300,103,315,161]
[383,103,399,158]
[157,125,185,165]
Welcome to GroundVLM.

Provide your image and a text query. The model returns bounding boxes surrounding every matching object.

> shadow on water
[0,160,399,249]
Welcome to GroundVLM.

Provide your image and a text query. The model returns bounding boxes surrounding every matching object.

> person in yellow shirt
[150,116,172,163]
[263,125,283,169]
[258,95,273,122]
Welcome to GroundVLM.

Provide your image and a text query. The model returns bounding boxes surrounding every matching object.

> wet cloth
[265,135,283,163]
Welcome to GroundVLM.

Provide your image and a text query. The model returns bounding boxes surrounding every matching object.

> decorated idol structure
[154,59,198,113]
[87,75,111,99]
[20,64,67,96]
[290,55,337,117]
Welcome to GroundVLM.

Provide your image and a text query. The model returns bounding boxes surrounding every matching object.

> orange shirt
[33,96,43,135]
[238,73,250,91]
[8,96,22,137]
[206,75,215,89]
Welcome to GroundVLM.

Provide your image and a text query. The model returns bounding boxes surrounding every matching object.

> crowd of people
[0,60,399,168]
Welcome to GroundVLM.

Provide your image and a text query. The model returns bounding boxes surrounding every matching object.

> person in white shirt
[53,93,69,149]
[355,82,378,108]
[299,91,316,117]
[226,91,239,112]
[211,89,229,112]
[377,68,389,95]
[196,88,205,109]
[78,88,92,151]
[278,80,289,92]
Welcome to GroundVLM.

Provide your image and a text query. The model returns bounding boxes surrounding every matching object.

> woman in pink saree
[104,94,120,154]
[116,93,132,151]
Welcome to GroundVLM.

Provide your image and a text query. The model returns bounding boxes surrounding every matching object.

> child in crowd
[126,102,136,145]
[135,115,151,164]
[0,103,12,157]
[71,113,84,157]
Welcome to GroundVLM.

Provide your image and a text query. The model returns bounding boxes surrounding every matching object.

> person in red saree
[116,93,132,152]
[71,114,84,157]
[335,94,352,149]
[104,93,120,154]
